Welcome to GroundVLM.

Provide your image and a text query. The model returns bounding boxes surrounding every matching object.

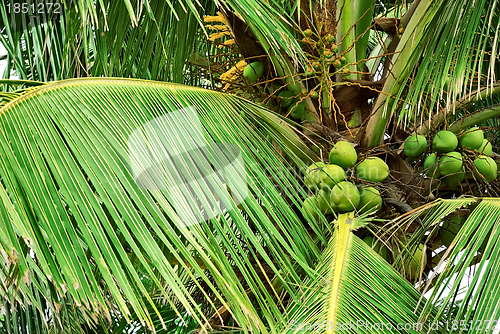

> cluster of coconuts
[404,128,497,186]
[301,141,391,220]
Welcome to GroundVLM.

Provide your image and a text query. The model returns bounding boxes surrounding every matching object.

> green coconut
[356,157,390,182]
[363,236,389,262]
[278,91,295,107]
[443,167,465,188]
[286,81,301,92]
[302,197,321,220]
[302,112,316,122]
[423,153,440,178]
[405,244,427,280]
[477,139,493,155]
[473,155,497,182]
[459,127,484,150]
[432,130,458,152]
[330,181,360,212]
[438,152,463,176]
[329,141,357,169]
[319,164,346,189]
[347,109,362,128]
[243,62,264,83]
[288,103,305,120]
[440,216,463,248]
[303,162,326,190]
[357,187,383,214]
[404,135,427,158]
[316,189,331,213]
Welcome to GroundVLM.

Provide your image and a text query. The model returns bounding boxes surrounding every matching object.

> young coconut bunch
[403,127,498,189]
[301,141,386,220]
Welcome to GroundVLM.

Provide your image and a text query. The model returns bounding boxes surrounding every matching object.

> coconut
[302,197,321,220]
[330,181,360,212]
[440,216,463,248]
[347,109,362,128]
[243,62,264,83]
[286,82,300,92]
[404,135,427,158]
[459,127,484,150]
[442,167,465,188]
[278,91,295,107]
[423,153,440,178]
[477,139,493,155]
[329,141,357,169]
[316,189,331,213]
[356,157,390,182]
[473,155,497,182]
[357,187,383,214]
[319,164,346,189]
[302,112,316,122]
[288,103,305,120]
[405,244,427,280]
[432,130,458,152]
[304,162,345,190]
[363,236,389,261]
[303,162,326,190]
[438,152,463,176]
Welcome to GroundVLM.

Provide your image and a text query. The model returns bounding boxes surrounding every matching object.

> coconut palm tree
[0,0,499,333]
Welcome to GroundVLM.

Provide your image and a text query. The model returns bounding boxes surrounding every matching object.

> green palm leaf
[363,0,500,146]
[282,213,429,334]
[0,78,323,332]
[418,198,500,333]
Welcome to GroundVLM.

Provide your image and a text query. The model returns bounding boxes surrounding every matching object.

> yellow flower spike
[208,31,231,41]
[220,60,248,90]
[206,25,229,31]
[203,12,226,23]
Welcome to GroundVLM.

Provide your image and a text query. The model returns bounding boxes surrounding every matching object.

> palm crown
[0,0,499,333]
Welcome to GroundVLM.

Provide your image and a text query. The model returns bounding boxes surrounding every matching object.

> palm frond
[282,213,430,334]
[0,0,307,84]
[0,78,325,332]
[419,198,500,332]
[363,0,500,146]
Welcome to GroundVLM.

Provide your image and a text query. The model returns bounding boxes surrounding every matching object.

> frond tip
[283,213,428,334]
